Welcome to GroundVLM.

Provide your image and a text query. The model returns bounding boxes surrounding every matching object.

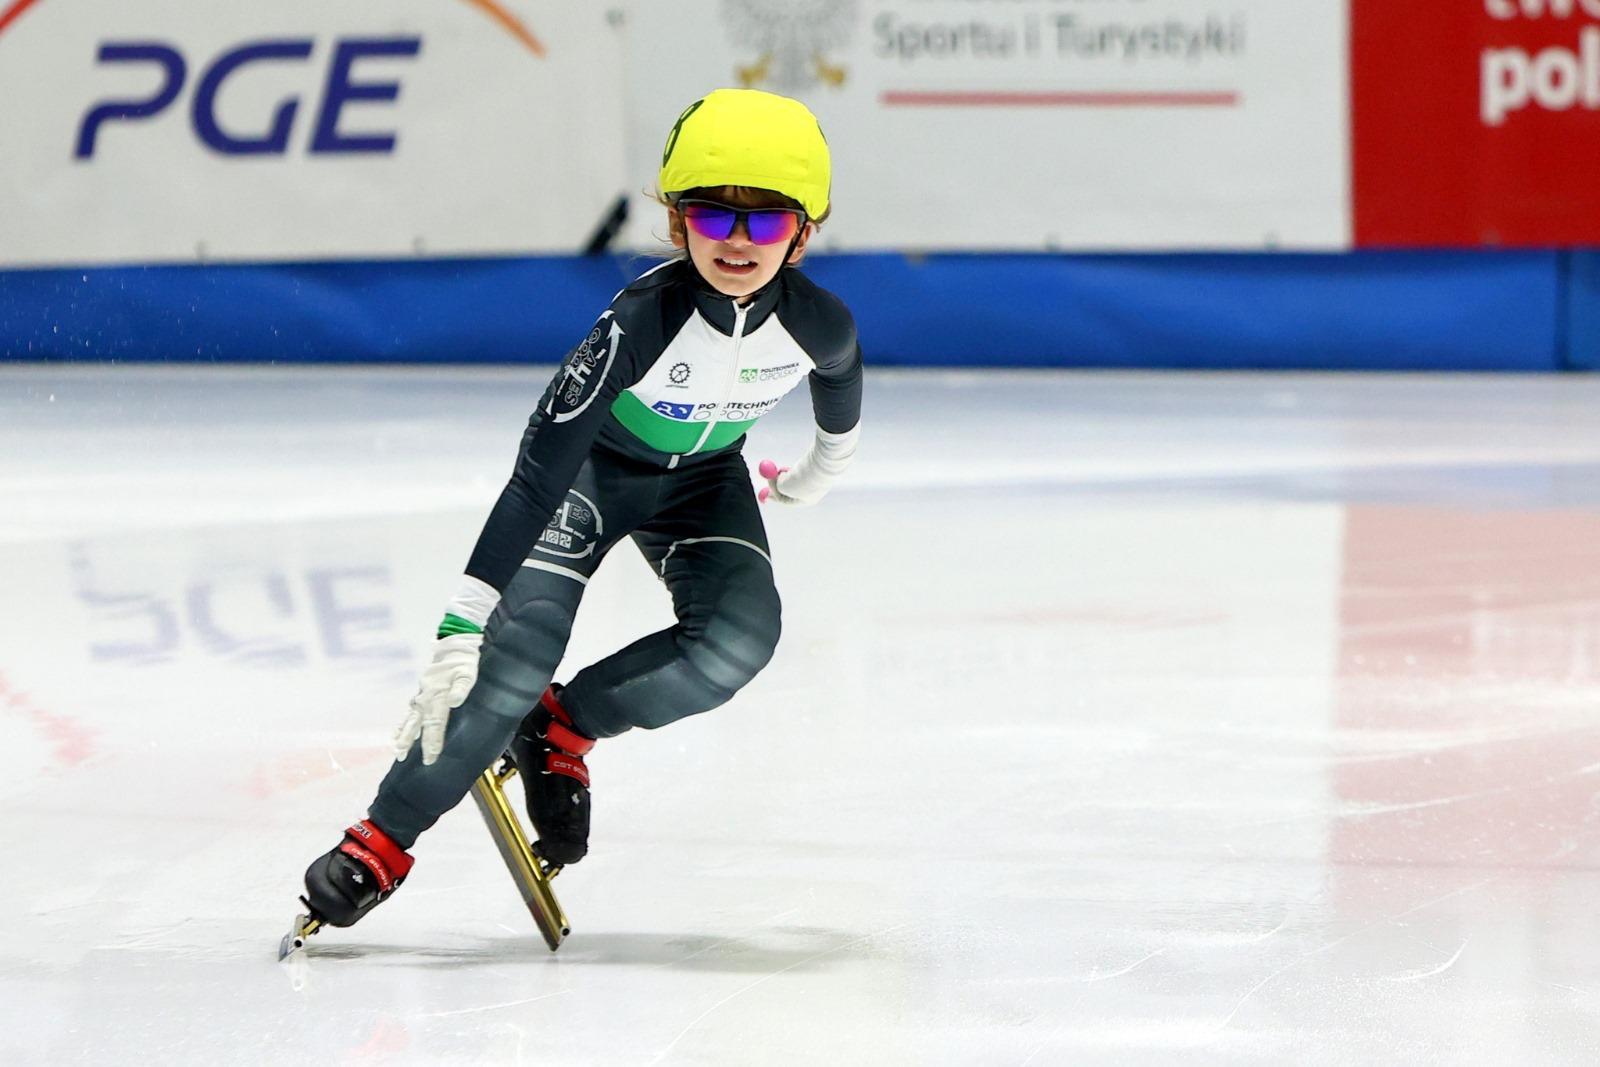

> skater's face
[670,186,814,303]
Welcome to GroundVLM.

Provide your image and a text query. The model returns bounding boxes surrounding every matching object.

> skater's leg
[366,456,637,847]
[297,454,650,928]
[367,570,588,846]
[300,569,586,927]
[559,454,780,738]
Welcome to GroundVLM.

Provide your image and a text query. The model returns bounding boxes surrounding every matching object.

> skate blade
[277,907,323,961]
[471,758,571,951]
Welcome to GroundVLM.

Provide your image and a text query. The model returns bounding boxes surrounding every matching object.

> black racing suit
[368,259,864,847]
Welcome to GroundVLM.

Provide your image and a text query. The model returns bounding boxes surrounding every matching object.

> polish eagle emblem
[719,0,859,93]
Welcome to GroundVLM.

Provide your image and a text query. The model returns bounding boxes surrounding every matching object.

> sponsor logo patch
[536,490,603,560]
[652,400,695,420]
[546,313,621,422]
[555,329,602,409]
[737,363,801,385]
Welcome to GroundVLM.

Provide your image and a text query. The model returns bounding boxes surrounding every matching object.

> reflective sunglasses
[677,199,805,246]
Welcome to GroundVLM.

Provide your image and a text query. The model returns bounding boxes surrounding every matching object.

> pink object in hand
[757,459,789,503]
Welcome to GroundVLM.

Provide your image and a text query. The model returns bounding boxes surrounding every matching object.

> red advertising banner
[1353,0,1600,246]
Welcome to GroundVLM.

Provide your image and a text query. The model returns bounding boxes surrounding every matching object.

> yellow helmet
[658,88,831,220]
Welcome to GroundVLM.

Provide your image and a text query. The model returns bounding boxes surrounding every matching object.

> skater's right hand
[394,632,484,765]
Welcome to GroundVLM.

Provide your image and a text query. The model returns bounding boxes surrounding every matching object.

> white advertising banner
[0,1,626,267]
[618,0,1351,251]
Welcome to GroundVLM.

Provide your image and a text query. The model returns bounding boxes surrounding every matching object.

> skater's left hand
[757,459,801,505]
[394,632,483,764]
[755,424,861,507]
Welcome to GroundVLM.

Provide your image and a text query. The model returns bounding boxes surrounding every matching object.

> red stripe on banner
[0,0,44,39]
[881,90,1240,108]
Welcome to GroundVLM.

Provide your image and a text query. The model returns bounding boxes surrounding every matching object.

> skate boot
[508,685,595,866]
[301,819,416,927]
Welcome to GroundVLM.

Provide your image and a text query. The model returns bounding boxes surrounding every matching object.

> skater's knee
[472,594,576,715]
[493,593,577,657]
[685,580,781,692]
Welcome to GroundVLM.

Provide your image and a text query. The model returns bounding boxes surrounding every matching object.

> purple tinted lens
[745,210,800,245]
[681,202,800,245]
[682,204,737,241]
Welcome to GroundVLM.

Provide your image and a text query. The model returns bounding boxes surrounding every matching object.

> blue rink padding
[0,256,641,364]
[1568,252,1600,371]
[803,251,1562,371]
[0,250,1574,370]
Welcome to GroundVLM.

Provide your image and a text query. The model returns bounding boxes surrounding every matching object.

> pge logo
[75,38,421,158]
[0,0,550,159]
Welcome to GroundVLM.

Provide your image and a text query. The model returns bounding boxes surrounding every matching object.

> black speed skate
[280,820,415,958]
[508,685,595,866]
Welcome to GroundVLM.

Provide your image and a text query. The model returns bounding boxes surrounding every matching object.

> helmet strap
[782,220,809,265]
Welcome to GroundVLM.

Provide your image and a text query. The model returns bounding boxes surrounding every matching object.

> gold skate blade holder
[277,907,323,961]
[470,757,570,951]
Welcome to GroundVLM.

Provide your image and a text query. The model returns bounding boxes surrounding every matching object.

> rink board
[0,250,1574,371]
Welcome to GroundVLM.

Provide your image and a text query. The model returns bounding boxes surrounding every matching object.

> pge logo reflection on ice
[74,37,422,158]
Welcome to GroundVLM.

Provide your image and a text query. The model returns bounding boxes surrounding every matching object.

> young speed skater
[296,88,864,933]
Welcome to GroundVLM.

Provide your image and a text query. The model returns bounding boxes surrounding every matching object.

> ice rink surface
[4,364,1600,1065]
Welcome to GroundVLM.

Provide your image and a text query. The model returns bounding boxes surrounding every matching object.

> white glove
[393,574,500,765]
[394,632,484,764]
[758,423,861,506]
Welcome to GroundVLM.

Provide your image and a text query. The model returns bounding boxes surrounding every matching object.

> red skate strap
[544,719,595,755]
[343,820,415,883]
[546,753,591,788]
[540,688,595,754]
[339,841,398,893]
